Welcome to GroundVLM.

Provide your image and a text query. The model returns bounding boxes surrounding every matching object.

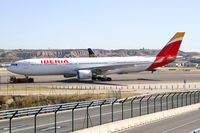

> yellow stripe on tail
[169,32,185,42]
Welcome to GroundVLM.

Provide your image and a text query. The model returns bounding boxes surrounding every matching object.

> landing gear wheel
[97,76,112,81]
[97,77,102,81]
[106,77,112,81]
[28,78,34,83]
[100,78,106,81]
[92,77,97,81]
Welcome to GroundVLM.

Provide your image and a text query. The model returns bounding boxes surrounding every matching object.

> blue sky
[0,0,200,51]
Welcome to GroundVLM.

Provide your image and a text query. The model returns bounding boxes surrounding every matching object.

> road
[120,109,200,133]
[0,93,198,133]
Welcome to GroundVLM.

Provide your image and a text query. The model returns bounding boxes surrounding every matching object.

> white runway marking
[161,118,200,133]
[40,126,61,131]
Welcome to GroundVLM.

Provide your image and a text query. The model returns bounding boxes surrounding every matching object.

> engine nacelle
[77,70,93,79]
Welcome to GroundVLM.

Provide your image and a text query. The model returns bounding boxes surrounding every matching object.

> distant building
[165,62,199,67]
[0,64,10,68]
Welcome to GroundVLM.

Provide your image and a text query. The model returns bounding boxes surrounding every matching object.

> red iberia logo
[41,59,69,64]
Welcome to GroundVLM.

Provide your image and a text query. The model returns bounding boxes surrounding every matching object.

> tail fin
[156,32,185,58]
[88,48,97,57]
[146,32,185,70]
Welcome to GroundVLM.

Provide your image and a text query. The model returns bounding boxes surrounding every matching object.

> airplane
[88,48,97,57]
[7,32,185,81]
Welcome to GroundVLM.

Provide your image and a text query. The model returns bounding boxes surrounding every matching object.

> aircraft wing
[77,63,135,74]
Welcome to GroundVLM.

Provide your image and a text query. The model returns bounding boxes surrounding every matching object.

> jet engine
[77,70,93,79]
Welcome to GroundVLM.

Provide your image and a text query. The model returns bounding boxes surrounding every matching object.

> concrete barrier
[74,103,200,133]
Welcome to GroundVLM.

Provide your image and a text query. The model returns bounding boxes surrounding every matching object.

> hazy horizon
[1,48,200,53]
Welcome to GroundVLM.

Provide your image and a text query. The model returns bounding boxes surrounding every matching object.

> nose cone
[7,66,13,72]
[7,66,18,74]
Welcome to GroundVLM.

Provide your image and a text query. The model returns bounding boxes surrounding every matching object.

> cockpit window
[11,63,18,66]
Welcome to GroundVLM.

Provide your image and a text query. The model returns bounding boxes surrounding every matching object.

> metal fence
[0,98,116,119]
[1,91,200,133]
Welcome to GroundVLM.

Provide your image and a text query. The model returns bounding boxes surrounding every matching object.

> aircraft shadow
[0,78,160,86]
[55,78,123,86]
[114,78,160,82]
[0,79,122,86]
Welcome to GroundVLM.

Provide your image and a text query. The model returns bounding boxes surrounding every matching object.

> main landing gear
[92,76,112,81]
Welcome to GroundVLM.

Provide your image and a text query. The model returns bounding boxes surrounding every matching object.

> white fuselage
[7,56,156,76]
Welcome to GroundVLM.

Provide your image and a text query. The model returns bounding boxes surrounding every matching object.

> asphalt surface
[1,71,200,88]
[0,93,198,133]
[121,109,200,133]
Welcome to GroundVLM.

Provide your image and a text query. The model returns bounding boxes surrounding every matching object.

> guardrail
[0,98,117,119]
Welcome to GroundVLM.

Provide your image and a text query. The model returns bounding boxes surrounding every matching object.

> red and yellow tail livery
[147,32,185,70]
[7,32,186,81]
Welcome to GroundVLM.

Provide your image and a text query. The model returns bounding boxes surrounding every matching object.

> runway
[0,94,198,133]
[121,109,200,133]
[1,71,200,88]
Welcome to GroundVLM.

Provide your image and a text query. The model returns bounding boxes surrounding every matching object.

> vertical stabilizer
[147,32,185,70]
